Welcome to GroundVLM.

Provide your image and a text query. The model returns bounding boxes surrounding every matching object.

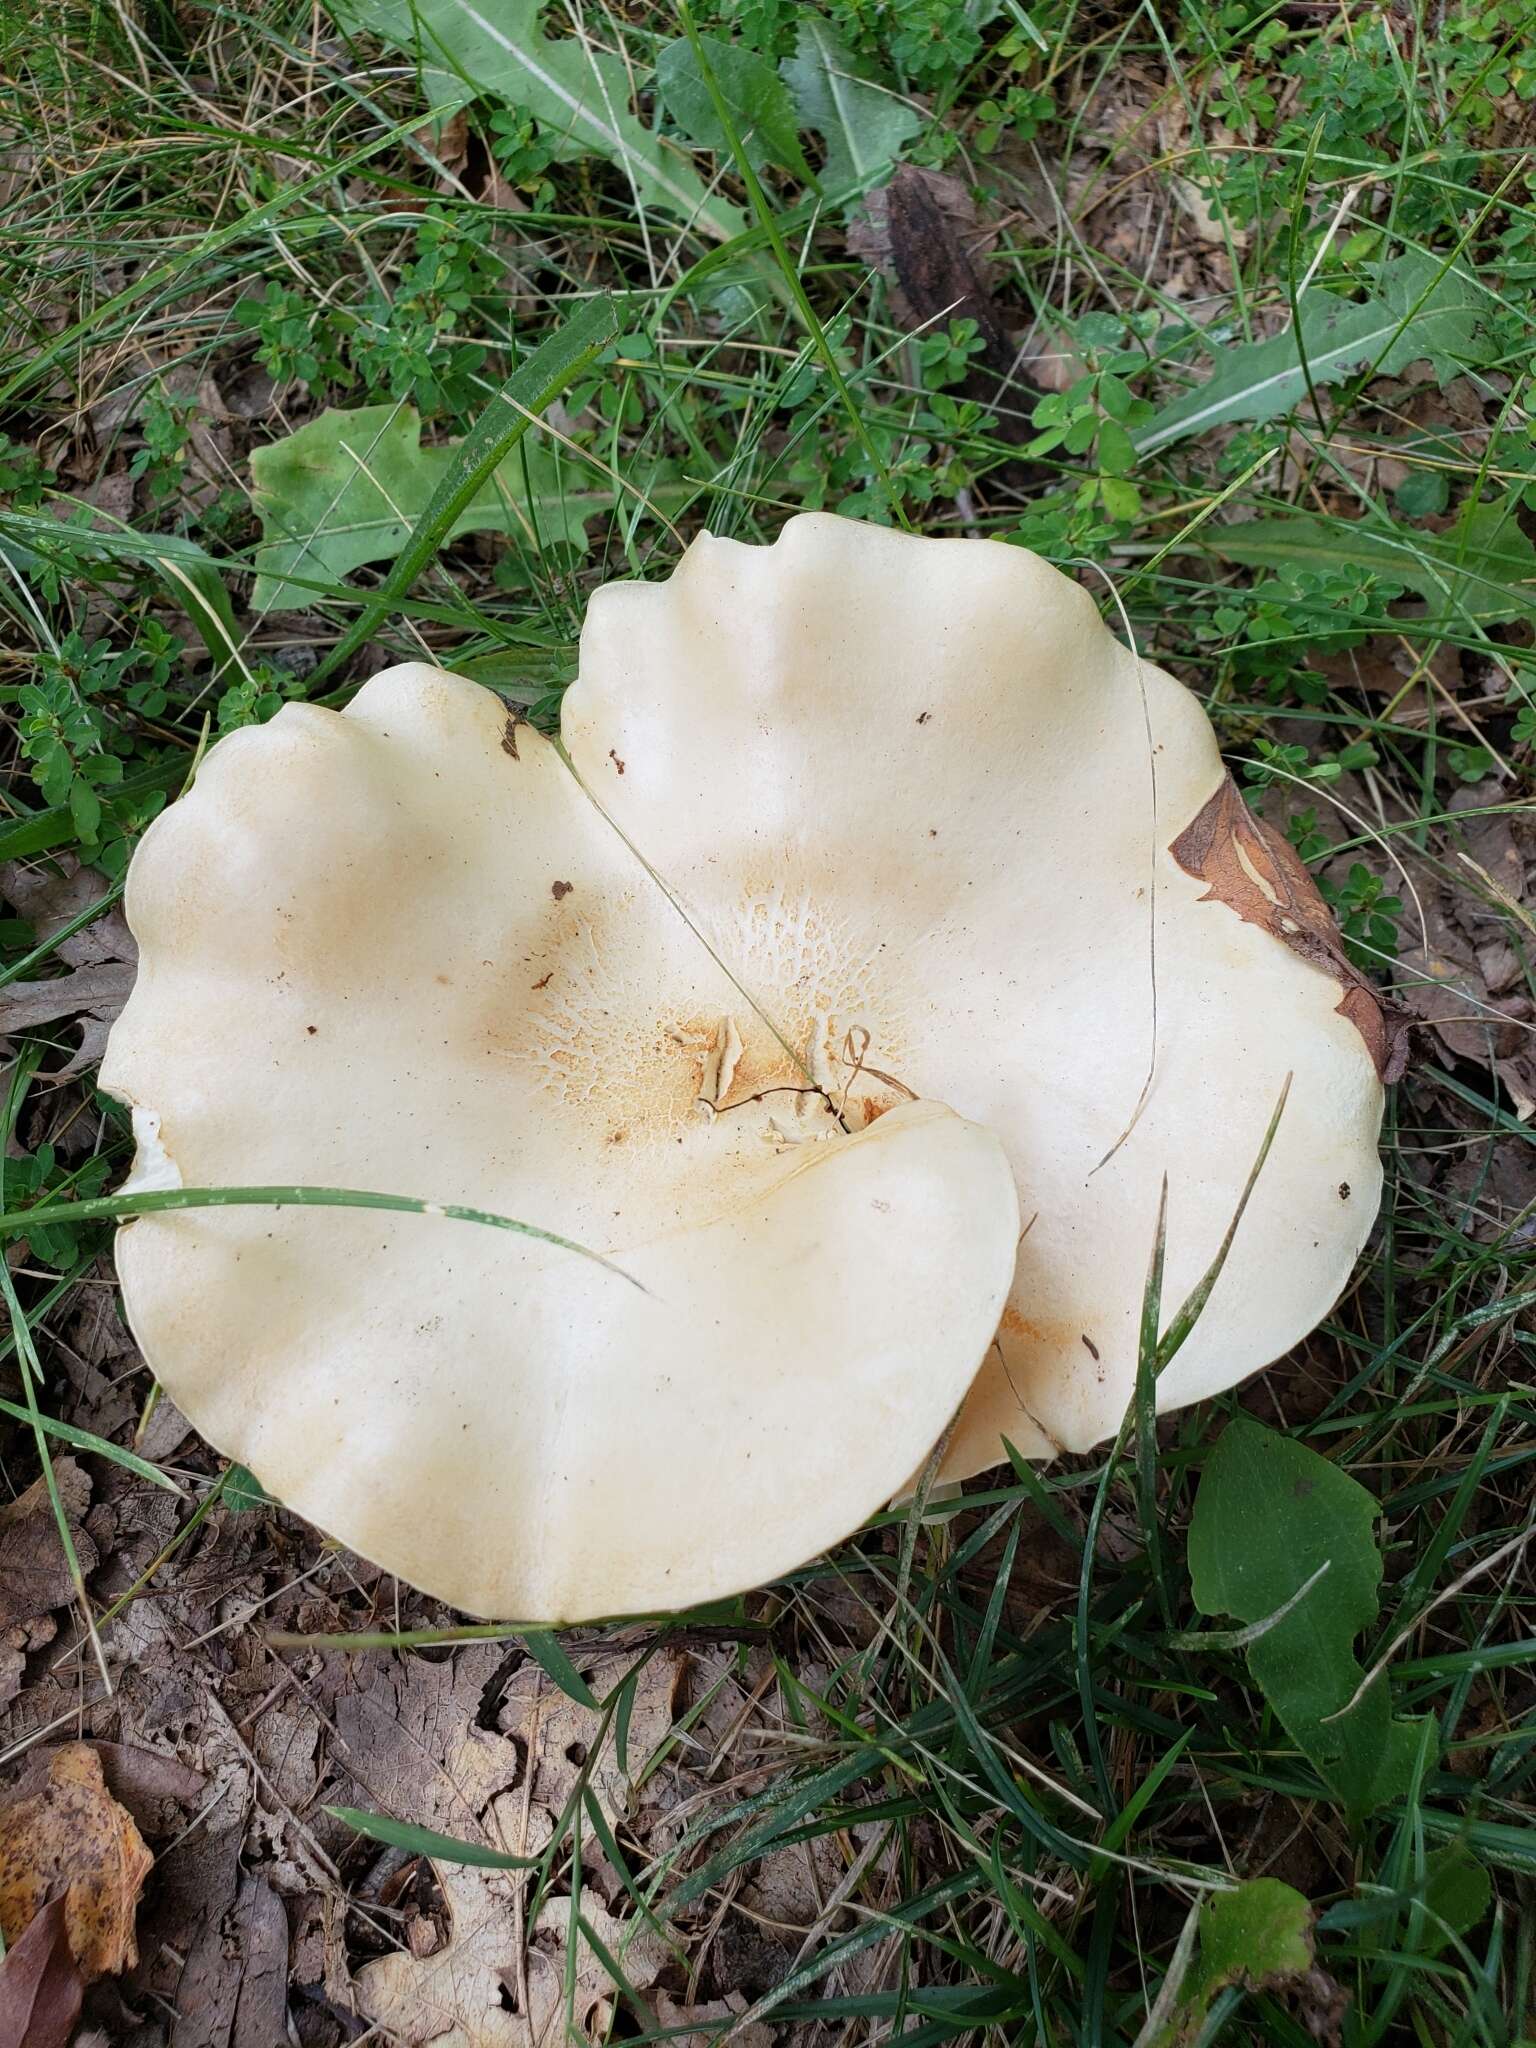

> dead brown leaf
[335,1646,682,2044]
[0,1894,83,2048]
[0,860,134,970]
[654,1989,774,2048]
[849,164,1040,440]
[0,960,138,1033]
[169,1868,290,2048]
[0,1460,97,1632]
[0,858,137,1072]
[1171,774,1412,1083]
[359,1882,667,2048]
[1394,849,1536,1123]
[0,1742,152,1980]
[0,1615,56,1715]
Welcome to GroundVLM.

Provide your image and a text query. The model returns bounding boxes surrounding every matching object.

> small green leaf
[1188,1418,1427,1820]
[1098,372,1135,421]
[656,34,813,182]
[1096,417,1136,475]
[1417,1845,1492,1954]
[326,1806,540,1869]
[780,20,920,203]
[250,404,603,611]
[1394,468,1450,517]
[68,779,101,842]
[1154,1879,1315,2045]
[1099,475,1141,522]
[521,1629,599,1709]
[223,1463,275,1513]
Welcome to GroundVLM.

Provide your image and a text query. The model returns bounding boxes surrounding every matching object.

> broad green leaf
[250,404,603,611]
[308,294,619,684]
[1154,1880,1315,2045]
[1138,254,1496,456]
[1198,493,1536,627]
[656,34,813,182]
[1417,1845,1493,1955]
[1188,1418,1427,1821]
[780,20,920,203]
[331,0,746,243]
[326,1806,540,1869]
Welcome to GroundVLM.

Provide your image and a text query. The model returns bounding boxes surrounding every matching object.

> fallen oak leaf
[0,1895,82,2048]
[0,859,137,1075]
[357,1872,667,2048]
[0,859,134,971]
[0,961,137,1032]
[0,1461,98,1632]
[0,1743,153,1981]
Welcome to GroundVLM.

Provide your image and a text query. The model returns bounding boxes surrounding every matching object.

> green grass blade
[0,1395,184,1494]
[0,1183,640,1288]
[325,1806,541,1869]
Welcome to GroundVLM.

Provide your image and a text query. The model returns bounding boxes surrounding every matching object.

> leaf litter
[3,3,1536,2041]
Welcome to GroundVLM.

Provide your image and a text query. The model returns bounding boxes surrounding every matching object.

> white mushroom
[100,660,1019,1621]
[562,514,1392,1476]
[103,513,1389,1614]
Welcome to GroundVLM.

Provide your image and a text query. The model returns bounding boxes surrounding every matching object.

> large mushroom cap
[103,513,1386,1615]
[101,659,1020,1621]
[561,513,1388,1474]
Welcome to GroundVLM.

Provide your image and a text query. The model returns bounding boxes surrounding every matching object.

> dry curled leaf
[0,859,137,1073]
[0,1461,97,1632]
[0,1742,153,1981]
[849,164,1039,438]
[358,1880,667,2048]
[1170,774,1412,1084]
[0,1894,82,2048]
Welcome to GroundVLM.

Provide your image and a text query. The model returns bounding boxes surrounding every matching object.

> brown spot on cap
[532,972,553,991]
[1170,773,1411,1085]
[551,880,573,901]
[1080,1334,1100,1361]
[609,749,626,775]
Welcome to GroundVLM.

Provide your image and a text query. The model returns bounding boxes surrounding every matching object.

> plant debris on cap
[102,513,1385,1615]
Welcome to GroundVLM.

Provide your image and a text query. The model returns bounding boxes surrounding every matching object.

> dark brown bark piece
[849,164,1041,442]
